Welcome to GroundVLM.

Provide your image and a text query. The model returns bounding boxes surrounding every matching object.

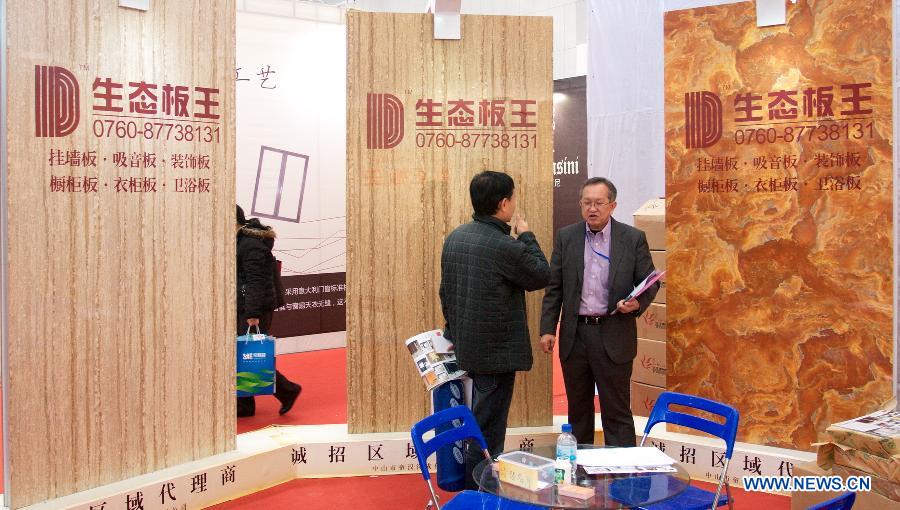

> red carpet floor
[237,348,347,434]
[239,346,574,431]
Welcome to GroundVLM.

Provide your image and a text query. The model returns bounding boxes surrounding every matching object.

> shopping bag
[236,326,276,396]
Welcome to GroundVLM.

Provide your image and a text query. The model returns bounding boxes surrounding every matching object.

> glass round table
[473,444,691,509]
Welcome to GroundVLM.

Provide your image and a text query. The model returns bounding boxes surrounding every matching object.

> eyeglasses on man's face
[579,200,612,209]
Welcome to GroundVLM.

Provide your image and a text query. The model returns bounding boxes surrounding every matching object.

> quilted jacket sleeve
[496,231,550,292]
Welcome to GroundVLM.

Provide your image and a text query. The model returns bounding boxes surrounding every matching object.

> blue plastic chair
[410,406,540,510]
[634,391,740,510]
[808,492,856,509]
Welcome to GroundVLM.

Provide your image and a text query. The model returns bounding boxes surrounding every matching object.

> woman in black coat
[237,206,301,417]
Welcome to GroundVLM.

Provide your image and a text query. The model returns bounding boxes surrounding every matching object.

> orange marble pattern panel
[664,0,893,450]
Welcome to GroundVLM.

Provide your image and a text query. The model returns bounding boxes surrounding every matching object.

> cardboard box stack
[630,199,666,417]
[795,409,900,508]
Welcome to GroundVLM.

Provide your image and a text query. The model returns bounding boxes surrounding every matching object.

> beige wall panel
[5,1,236,507]
[347,12,553,433]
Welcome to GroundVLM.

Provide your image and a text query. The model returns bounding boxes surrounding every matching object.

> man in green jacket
[439,170,550,489]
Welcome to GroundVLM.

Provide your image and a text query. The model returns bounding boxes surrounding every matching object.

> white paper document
[575,447,676,468]
[832,410,900,437]
[582,465,678,475]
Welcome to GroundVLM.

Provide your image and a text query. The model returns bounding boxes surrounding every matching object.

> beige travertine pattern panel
[5,1,235,506]
[347,12,553,433]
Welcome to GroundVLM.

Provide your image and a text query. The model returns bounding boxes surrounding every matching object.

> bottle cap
[561,423,572,433]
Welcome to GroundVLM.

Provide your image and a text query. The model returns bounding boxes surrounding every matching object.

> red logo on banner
[34,65,80,137]
[367,93,404,149]
[684,91,722,148]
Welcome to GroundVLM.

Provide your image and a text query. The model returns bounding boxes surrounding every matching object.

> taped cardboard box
[826,409,900,458]
[633,198,665,250]
[790,461,840,510]
[636,303,666,342]
[632,337,666,387]
[650,251,666,304]
[833,464,900,502]
[792,461,900,509]
[818,442,900,493]
[831,443,900,484]
[630,380,663,418]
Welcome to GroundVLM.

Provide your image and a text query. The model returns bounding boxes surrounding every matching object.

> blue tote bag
[236,326,276,396]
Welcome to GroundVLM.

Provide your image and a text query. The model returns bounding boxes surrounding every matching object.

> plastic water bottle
[555,423,577,484]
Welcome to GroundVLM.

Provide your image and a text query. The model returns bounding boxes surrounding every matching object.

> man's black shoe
[278,384,301,415]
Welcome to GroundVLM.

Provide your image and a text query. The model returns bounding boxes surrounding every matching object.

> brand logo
[640,355,667,375]
[684,91,722,148]
[366,93,404,149]
[35,65,80,137]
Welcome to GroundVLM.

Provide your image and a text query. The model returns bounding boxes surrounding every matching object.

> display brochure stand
[406,330,472,491]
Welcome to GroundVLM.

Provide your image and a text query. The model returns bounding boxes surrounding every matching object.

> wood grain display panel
[5,1,235,507]
[664,0,892,450]
[347,12,553,433]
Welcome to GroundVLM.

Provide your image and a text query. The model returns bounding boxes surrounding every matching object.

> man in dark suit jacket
[441,170,550,488]
[540,177,658,446]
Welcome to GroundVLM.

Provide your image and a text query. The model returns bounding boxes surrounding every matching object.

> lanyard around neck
[585,230,610,262]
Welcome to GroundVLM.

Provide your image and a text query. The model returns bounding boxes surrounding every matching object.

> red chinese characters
[48,149,98,167]
[49,176,99,193]
[170,153,211,170]
[697,178,739,193]
[174,177,211,193]
[695,156,738,172]
[415,99,443,127]
[161,85,190,117]
[734,92,763,122]
[840,83,873,116]
[734,82,873,123]
[813,151,863,168]
[767,90,798,120]
[802,86,834,117]
[479,100,505,127]
[128,81,158,114]
[92,78,124,112]
[113,176,157,193]
[755,177,799,192]
[447,100,475,127]
[414,98,537,128]
[112,151,158,169]
[92,78,219,120]
[509,100,537,128]
[194,87,220,120]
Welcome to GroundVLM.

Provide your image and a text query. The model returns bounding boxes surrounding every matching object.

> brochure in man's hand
[611,270,666,315]
[405,329,467,391]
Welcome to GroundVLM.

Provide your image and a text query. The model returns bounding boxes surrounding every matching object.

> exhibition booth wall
[590,0,897,452]
[0,0,897,508]
[3,1,236,507]
[345,11,554,433]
